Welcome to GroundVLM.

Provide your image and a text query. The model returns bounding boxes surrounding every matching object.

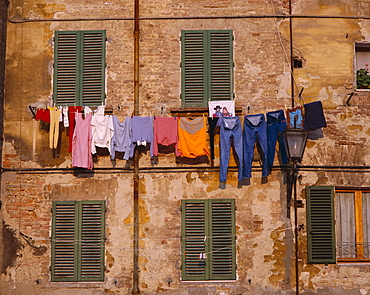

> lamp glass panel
[284,130,308,160]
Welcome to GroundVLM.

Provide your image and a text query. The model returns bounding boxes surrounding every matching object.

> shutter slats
[80,202,105,280]
[82,32,105,106]
[54,33,78,105]
[54,31,105,106]
[210,32,233,101]
[181,200,235,281]
[307,186,336,264]
[181,30,233,106]
[52,201,105,282]
[183,202,206,279]
[52,203,76,281]
[182,32,205,106]
[211,201,235,279]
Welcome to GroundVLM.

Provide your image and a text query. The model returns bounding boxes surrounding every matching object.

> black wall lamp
[282,127,309,295]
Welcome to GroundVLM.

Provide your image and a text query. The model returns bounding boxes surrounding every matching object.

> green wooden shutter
[210,199,236,280]
[181,31,206,107]
[181,30,233,107]
[54,31,105,106]
[181,200,207,280]
[52,201,78,281]
[181,199,236,281]
[79,201,105,281]
[54,32,78,106]
[52,201,105,282]
[306,186,336,264]
[209,31,233,102]
[81,31,106,106]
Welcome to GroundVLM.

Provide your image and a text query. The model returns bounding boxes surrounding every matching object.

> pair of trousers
[242,114,268,179]
[267,110,288,169]
[49,108,61,149]
[219,117,243,182]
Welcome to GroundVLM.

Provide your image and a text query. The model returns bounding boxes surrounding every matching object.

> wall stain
[2,222,24,274]
[268,226,289,289]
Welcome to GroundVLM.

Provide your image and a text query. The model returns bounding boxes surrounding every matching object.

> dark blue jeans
[267,110,288,169]
[219,117,243,182]
[242,114,268,179]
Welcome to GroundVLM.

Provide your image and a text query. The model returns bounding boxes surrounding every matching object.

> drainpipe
[288,1,299,294]
[289,0,295,108]
[133,0,140,293]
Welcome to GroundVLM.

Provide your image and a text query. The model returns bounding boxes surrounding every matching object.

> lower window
[181,199,236,280]
[51,200,105,281]
[336,189,370,261]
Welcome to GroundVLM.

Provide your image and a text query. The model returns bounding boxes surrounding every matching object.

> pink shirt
[153,117,179,156]
[72,112,93,170]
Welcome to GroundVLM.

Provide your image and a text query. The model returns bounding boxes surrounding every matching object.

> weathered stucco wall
[3,0,370,294]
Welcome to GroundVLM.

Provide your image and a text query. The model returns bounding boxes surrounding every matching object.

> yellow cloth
[177,117,209,158]
[49,108,61,149]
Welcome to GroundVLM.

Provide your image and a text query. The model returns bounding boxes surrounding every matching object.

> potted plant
[357,63,370,89]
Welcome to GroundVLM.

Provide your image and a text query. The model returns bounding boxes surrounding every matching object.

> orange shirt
[177,117,209,158]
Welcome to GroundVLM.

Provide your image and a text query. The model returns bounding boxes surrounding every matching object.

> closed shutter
[181,199,236,281]
[181,31,206,107]
[181,30,233,107]
[209,31,233,102]
[81,31,106,106]
[79,201,105,281]
[52,201,105,282]
[54,32,78,106]
[306,186,336,264]
[54,31,105,106]
[181,200,207,280]
[52,202,78,281]
[210,200,236,280]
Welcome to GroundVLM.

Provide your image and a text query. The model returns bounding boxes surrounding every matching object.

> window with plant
[357,63,370,89]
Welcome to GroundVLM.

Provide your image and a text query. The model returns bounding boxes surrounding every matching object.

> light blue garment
[219,117,243,183]
[111,116,135,160]
[131,116,154,157]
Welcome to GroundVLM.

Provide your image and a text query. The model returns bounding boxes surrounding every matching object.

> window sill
[170,106,243,115]
[356,88,370,91]
[337,260,370,263]
[181,280,237,283]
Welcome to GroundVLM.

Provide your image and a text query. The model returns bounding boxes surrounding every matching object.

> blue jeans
[267,110,288,169]
[219,117,243,182]
[242,114,268,179]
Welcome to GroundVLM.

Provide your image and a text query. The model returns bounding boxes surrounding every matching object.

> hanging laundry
[111,116,135,160]
[91,106,114,154]
[177,117,209,158]
[242,113,268,182]
[72,112,93,170]
[131,116,154,157]
[62,106,69,128]
[153,117,179,156]
[208,100,235,118]
[68,106,83,153]
[207,117,219,161]
[266,110,288,171]
[218,116,243,189]
[49,108,61,149]
[35,108,50,123]
[303,101,327,130]
[286,106,304,129]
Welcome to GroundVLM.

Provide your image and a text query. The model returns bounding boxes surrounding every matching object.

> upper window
[355,43,370,90]
[306,186,370,264]
[53,31,106,106]
[51,200,105,282]
[181,30,234,107]
[181,199,236,281]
